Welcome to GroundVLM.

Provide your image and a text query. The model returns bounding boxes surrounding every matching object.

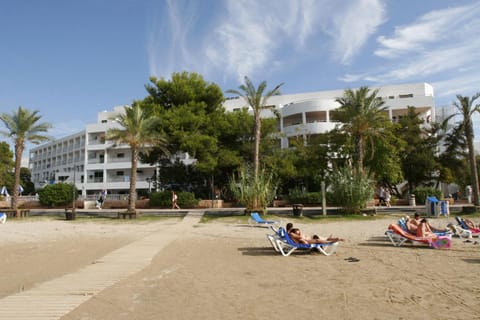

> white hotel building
[29,83,435,195]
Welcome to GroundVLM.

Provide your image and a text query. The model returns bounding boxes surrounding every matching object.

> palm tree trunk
[466,126,480,206]
[12,143,23,210]
[253,111,261,181]
[354,136,364,175]
[128,147,138,212]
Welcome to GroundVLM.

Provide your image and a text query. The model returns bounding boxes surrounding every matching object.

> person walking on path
[172,191,180,209]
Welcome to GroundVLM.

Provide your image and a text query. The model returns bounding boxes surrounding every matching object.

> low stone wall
[198,200,223,208]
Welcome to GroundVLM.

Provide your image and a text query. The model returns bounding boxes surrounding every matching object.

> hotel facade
[29,83,435,195]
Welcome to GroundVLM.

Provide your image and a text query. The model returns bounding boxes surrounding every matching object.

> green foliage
[107,102,168,212]
[227,77,283,181]
[331,87,389,174]
[144,72,225,175]
[38,183,77,207]
[413,187,442,205]
[148,190,198,208]
[229,167,277,213]
[0,141,14,192]
[395,107,438,193]
[286,188,322,204]
[328,167,374,214]
[0,106,51,209]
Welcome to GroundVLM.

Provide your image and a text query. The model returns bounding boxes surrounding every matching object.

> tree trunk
[253,110,261,181]
[466,124,480,206]
[354,136,364,175]
[12,142,24,209]
[128,147,138,212]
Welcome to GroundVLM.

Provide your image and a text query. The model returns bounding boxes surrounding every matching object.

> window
[101,120,107,123]
[116,171,124,176]
[399,94,413,98]
[117,153,124,158]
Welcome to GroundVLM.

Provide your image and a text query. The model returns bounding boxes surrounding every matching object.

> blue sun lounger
[248,212,280,227]
[273,227,338,256]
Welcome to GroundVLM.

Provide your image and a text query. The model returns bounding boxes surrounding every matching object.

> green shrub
[413,187,442,205]
[229,167,277,213]
[328,167,374,214]
[286,188,322,204]
[149,191,198,208]
[38,183,77,207]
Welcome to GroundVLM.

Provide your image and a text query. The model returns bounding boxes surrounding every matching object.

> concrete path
[0,212,203,320]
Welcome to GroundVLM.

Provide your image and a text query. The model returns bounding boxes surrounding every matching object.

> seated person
[288,227,343,245]
[411,212,449,233]
[286,222,293,233]
[416,218,437,239]
[405,216,418,234]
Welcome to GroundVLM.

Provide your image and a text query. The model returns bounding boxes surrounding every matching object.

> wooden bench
[0,209,30,218]
[117,211,137,219]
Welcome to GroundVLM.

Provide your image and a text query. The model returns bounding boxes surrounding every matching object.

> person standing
[378,186,386,206]
[385,190,391,207]
[172,191,180,209]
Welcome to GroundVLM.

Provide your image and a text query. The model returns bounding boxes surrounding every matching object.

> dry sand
[1,215,479,320]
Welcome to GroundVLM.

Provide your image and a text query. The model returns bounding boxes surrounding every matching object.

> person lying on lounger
[288,228,344,245]
[406,213,449,234]
[463,218,479,230]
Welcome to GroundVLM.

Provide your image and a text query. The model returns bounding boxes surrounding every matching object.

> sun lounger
[248,212,280,227]
[447,223,473,239]
[455,216,480,237]
[274,227,338,256]
[386,224,451,249]
[266,226,286,252]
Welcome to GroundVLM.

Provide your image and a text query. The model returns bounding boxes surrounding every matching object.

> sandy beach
[0,214,479,320]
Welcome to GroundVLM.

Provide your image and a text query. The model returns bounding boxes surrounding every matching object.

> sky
[2,0,480,145]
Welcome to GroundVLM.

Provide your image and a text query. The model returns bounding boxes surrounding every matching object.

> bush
[286,188,322,204]
[328,167,374,214]
[229,167,277,213]
[149,191,198,208]
[38,183,77,207]
[413,187,442,205]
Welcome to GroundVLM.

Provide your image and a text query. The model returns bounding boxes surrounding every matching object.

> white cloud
[434,74,480,101]
[325,0,386,64]
[146,0,385,84]
[205,0,324,83]
[341,2,480,99]
[375,4,480,58]
[147,0,202,79]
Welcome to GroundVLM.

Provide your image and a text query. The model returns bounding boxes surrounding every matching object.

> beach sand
[1,215,479,319]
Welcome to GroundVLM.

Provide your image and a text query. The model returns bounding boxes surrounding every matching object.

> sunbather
[416,219,437,239]
[463,218,478,230]
[286,222,293,233]
[405,216,418,233]
[407,213,449,233]
[289,228,343,245]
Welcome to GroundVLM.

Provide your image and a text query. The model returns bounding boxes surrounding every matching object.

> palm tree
[452,93,480,206]
[106,102,168,213]
[0,107,51,210]
[332,86,389,174]
[227,77,283,181]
